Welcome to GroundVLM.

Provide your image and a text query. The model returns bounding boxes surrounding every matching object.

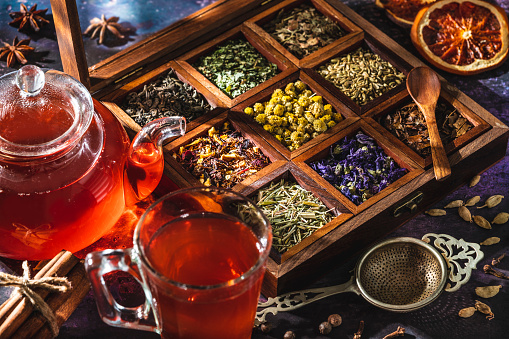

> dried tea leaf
[444,200,464,208]
[492,212,509,225]
[473,215,491,229]
[425,209,446,216]
[458,206,472,222]
[469,174,481,187]
[474,300,494,320]
[480,237,500,246]
[475,285,502,298]
[465,196,481,207]
[458,307,476,318]
[478,195,504,209]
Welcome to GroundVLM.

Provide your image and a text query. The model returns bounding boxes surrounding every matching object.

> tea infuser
[255,233,483,325]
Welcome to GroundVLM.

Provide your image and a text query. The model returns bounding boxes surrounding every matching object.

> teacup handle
[85,249,158,333]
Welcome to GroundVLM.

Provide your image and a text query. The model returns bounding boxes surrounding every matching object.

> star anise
[9,3,49,32]
[84,15,125,45]
[0,37,34,68]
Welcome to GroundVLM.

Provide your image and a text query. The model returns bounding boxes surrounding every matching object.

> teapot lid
[0,65,93,159]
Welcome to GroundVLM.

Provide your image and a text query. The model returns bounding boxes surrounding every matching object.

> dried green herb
[194,38,279,98]
[263,4,345,59]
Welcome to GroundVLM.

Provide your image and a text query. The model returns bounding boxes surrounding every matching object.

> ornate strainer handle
[422,233,484,292]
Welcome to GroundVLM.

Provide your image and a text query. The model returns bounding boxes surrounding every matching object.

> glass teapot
[0,65,185,260]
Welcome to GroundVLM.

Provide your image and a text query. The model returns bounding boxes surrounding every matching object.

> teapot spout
[125,117,186,202]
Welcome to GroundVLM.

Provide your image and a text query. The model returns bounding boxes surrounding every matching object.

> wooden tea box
[82,0,509,297]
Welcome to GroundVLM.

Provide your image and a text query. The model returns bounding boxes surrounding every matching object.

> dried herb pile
[252,179,335,253]
[263,4,345,59]
[318,47,405,105]
[173,122,269,188]
[122,69,211,127]
[194,39,279,98]
[310,132,407,205]
[383,101,473,157]
[244,80,344,151]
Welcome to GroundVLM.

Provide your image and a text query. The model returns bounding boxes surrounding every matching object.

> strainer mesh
[358,243,444,305]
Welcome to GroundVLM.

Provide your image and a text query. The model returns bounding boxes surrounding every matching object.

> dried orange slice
[411,0,509,75]
[375,0,437,28]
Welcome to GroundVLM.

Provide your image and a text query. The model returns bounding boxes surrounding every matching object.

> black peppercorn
[319,321,332,335]
[260,322,272,333]
[328,313,342,327]
[284,330,296,339]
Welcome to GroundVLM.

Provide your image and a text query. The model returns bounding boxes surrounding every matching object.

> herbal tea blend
[173,122,270,188]
[194,39,279,98]
[263,4,346,59]
[252,179,335,253]
[383,101,473,157]
[310,132,407,205]
[318,47,405,105]
[122,69,212,127]
[244,80,344,151]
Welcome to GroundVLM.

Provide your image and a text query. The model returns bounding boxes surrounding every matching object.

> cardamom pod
[458,206,472,222]
[473,215,491,229]
[458,307,476,318]
[469,175,481,187]
[492,212,509,225]
[480,237,500,246]
[475,285,502,298]
[444,200,464,208]
[464,196,481,207]
[425,209,446,217]
[474,300,494,320]
[478,195,504,209]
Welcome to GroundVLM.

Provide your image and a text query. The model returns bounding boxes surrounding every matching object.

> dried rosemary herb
[251,179,336,253]
[263,4,345,59]
[194,38,279,98]
[318,47,405,105]
[383,101,473,157]
[172,122,270,188]
[122,69,211,127]
[310,132,407,205]
[244,80,344,151]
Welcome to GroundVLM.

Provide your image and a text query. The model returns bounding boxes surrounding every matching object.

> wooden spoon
[406,66,451,181]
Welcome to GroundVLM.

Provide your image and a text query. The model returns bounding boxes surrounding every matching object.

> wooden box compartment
[304,33,413,115]
[175,23,298,108]
[245,0,363,68]
[231,70,359,160]
[83,0,509,296]
[362,87,491,169]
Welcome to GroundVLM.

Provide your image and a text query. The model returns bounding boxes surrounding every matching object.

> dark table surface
[1,0,508,338]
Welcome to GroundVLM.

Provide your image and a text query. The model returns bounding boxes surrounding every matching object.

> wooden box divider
[245,0,363,68]
[175,23,298,108]
[230,70,359,160]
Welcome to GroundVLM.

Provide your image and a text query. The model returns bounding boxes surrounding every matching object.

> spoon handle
[420,104,451,181]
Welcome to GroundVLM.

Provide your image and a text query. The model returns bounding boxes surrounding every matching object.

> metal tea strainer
[256,233,483,324]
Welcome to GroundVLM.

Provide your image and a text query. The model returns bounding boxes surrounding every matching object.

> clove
[383,326,405,339]
[353,320,364,339]
[492,253,506,266]
[483,264,509,279]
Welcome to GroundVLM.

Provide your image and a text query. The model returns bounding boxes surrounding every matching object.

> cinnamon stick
[0,250,80,338]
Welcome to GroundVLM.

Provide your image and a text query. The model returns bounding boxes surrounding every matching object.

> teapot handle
[125,117,186,202]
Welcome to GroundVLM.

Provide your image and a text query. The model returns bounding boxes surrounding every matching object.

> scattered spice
[260,322,272,333]
[263,4,345,59]
[492,253,505,266]
[353,320,364,339]
[469,174,481,187]
[480,237,500,246]
[458,306,476,318]
[319,321,332,335]
[0,37,34,68]
[9,3,49,32]
[173,123,270,189]
[474,300,494,320]
[84,15,125,45]
[458,206,472,222]
[194,39,278,98]
[310,132,407,205]
[244,81,343,150]
[383,101,472,157]
[122,69,211,127]
[465,196,481,207]
[483,264,509,280]
[318,47,405,106]
[284,330,296,339]
[492,212,509,224]
[444,199,464,208]
[382,326,405,339]
[473,215,491,229]
[477,195,504,209]
[425,209,447,216]
[251,179,335,253]
[328,314,342,327]
[475,285,502,298]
